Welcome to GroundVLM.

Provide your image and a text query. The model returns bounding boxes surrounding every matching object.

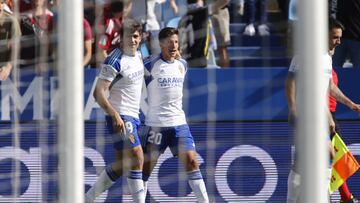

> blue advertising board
[1,68,360,122]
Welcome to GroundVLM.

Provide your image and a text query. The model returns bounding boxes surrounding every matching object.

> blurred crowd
[0,0,359,81]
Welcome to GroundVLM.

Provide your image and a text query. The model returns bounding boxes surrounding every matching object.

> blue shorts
[105,115,141,150]
[141,124,196,156]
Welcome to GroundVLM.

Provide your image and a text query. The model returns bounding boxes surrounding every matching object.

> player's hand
[350,103,360,116]
[0,65,11,81]
[288,111,297,126]
[329,117,336,136]
[328,141,336,160]
[111,112,126,135]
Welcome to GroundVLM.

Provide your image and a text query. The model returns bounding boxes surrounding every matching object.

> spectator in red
[19,0,33,14]
[83,17,93,67]
[98,0,132,58]
[51,0,93,68]
[4,0,13,13]
[20,0,54,70]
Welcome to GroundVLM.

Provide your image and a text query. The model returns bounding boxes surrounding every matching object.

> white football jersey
[288,53,333,80]
[288,53,333,105]
[98,49,144,119]
[144,55,188,127]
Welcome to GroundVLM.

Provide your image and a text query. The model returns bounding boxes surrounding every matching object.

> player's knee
[135,154,144,167]
[187,158,199,171]
[134,151,144,167]
[129,146,144,168]
[111,162,124,175]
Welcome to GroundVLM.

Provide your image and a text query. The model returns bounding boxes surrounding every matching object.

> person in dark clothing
[178,0,229,68]
[0,0,21,80]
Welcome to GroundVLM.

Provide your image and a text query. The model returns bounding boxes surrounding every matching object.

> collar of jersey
[160,53,175,64]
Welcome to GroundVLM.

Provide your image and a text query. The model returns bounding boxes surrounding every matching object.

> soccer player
[142,27,209,202]
[285,18,360,203]
[85,19,145,203]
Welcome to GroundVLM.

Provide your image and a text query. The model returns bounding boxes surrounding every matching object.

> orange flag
[329,133,360,193]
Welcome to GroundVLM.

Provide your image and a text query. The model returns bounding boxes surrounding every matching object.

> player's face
[122,30,141,56]
[160,34,179,62]
[329,28,342,51]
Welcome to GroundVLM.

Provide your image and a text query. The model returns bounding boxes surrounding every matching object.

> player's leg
[142,144,161,197]
[85,147,144,202]
[85,116,145,203]
[178,150,209,203]
[86,150,130,202]
[85,161,122,203]
[141,126,168,197]
[122,117,145,203]
[210,8,230,67]
[172,125,209,203]
[287,169,300,203]
[125,147,145,203]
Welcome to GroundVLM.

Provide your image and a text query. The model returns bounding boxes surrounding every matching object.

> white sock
[85,168,116,202]
[187,170,209,203]
[287,169,301,203]
[127,170,145,203]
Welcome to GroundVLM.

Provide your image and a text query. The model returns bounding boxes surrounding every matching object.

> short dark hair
[329,18,345,31]
[110,1,124,14]
[119,18,142,39]
[159,27,179,42]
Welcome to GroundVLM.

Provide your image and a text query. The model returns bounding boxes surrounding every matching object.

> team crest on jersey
[101,67,108,74]
[129,134,136,144]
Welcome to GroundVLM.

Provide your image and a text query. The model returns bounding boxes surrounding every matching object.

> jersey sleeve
[179,58,188,75]
[83,18,93,41]
[288,56,299,73]
[143,55,158,86]
[323,54,333,80]
[98,49,122,82]
[143,55,159,75]
[98,64,118,82]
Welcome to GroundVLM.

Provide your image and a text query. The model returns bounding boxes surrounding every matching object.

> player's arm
[0,63,12,81]
[169,0,178,15]
[93,78,125,133]
[329,78,360,115]
[325,80,336,135]
[208,0,230,15]
[83,19,93,67]
[285,72,296,124]
[83,39,92,67]
[327,107,336,135]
